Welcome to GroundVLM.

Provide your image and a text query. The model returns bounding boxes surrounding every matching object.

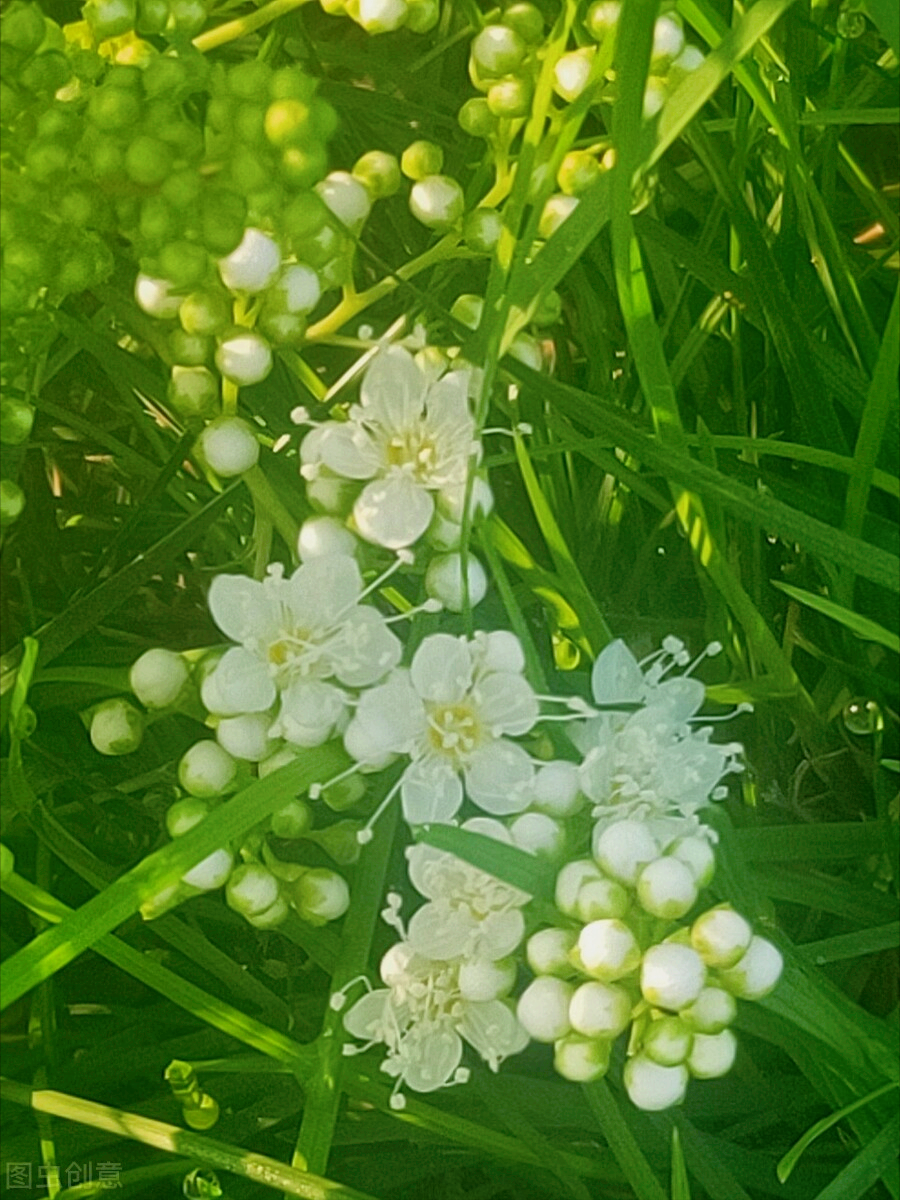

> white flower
[343,631,539,823]
[202,558,402,747]
[404,843,529,961]
[301,346,478,549]
[342,941,528,1101]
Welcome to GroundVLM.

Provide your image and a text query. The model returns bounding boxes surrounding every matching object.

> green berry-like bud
[88,85,142,132]
[167,0,207,37]
[404,0,439,31]
[84,0,137,40]
[464,207,502,254]
[352,150,401,199]
[199,415,260,475]
[291,867,350,924]
[245,895,290,928]
[228,59,273,100]
[165,797,211,839]
[125,135,171,187]
[264,98,313,146]
[0,480,25,526]
[532,289,563,326]
[199,191,247,258]
[401,139,444,181]
[487,77,532,118]
[214,331,273,388]
[471,24,527,77]
[458,97,496,139]
[517,976,573,1042]
[502,3,544,44]
[450,292,484,330]
[136,0,169,34]
[2,3,48,55]
[569,980,632,1038]
[226,863,281,918]
[0,399,35,445]
[178,740,237,798]
[585,0,619,42]
[19,49,70,94]
[90,698,145,756]
[180,290,231,338]
[624,1055,688,1111]
[168,365,218,419]
[526,927,577,976]
[558,150,601,196]
[554,1034,611,1082]
[270,799,313,839]
[686,1029,737,1079]
[159,241,209,291]
[643,1015,693,1066]
[130,647,190,708]
[640,943,706,1010]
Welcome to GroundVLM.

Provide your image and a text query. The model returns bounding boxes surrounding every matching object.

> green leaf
[415,824,556,899]
[778,1082,899,1183]
[584,1080,667,1200]
[670,1126,692,1200]
[771,581,899,653]
[811,1114,900,1200]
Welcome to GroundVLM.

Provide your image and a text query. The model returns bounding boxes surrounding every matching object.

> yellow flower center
[425,701,484,764]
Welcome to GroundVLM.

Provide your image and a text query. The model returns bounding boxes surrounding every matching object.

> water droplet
[836,9,867,38]
[842,697,882,735]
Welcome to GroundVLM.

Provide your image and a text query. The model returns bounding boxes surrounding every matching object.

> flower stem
[243,466,301,556]
[193,0,315,53]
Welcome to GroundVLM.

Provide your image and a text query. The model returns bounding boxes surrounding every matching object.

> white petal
[318,422,381,480]
[354,474,434,549]
[287,555,363,628]
[407,902,473,960]
[474,672,539,736]
[457,1000,529,1068]
[650,676,705,721]
[591,639,644,706]
[343,989,394,1041]
[404,844,450,900]
[331,607,402,687]
[401,1027,463,1093]
[274,680,345,746]
[479,909,526,960]
[410,634,472,703]
[401,761,463,824]
[207,574,268,642]
[344,677,422,763]
[465,740,534,815]
[423,368,472,430]
[202,647,275,715]
[360,345,427,429]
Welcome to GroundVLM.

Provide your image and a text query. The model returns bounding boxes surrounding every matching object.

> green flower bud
[165,797,211,839]
[245,894,290,928]
[168,365,218,419]
[125,135,171,187]
[532,289,563,326]
[554,1034,611,1082]
[585,0,619,42]
[0,399,35,446]
[574,874,629,922]
[270,799,313,839]
[2,3,48,55]
[88,84,142,132]
[199,415,261,475]
[557,150,601,196]
[0,477,25,527]
[517,976,573,1042]
[487,76,533,118]
[404,0,439,31]
[463,207,502,254]
[130,647,190,709]
[458,97,496,139]
[226,863,281,917]
[471,24,527,77]
[409,174,465,231]
[84,0,137,40]
[450,292,484,330]
[643,1015,693,1066]
[90,698,145,756]
[179,740,237,798]
[539,193,579,238]
[401,139,444,181]
[352,150,402,199]
[502,3,544,44]
[228,60,273,101]
[291,867,350,924]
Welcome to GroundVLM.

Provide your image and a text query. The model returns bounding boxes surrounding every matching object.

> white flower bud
[643,78,668,120]
[575,875,629,923]
[215,331,273,387]
[680,986,737,1034]
[532,761,582,817]
[691,905,752,968]
[593,820,659,885]
[216,712,275,762]
[168,365,218,420]
[471,24,527,76]
[671,46,705,75]
[198,416,260,477]
[458,956,517,1001]
[226,863,281,917]
[526,926,577,976]
[409,175,465,231]
[270,798,313,839]
[166,797,211,839]
[182,848,234,891]
[135,273,183,319]
[316,171,373,232]
[218,228,281,293]
[569,980,631,1039]
[553,47,595,102]
[271,264,321,315]
[651,14,685,67]
[291,867,350,924]
[179,740,237,798]
[90,699,144,756]
[577,919,641,981]
[555,859,605,917]
[245,894,290,928]
[298,515,356,561]
[687,1029,737,1079]
[624,1055,689,1111]
[585,0,620,41]
[425,552,488,611]
[640,943,706,1010]
[129,648,189,710]
[718,936,783,999]
[642,1016,693,1066]
[637,857,699,919]
[667,836,716,887]
[510,812,565,858]
[554,1035,611,1082]
[509,333,543,371]
[516,976,574,1042]
[539,193,579,238]
[437,476,494,524]
[348,0,408,33]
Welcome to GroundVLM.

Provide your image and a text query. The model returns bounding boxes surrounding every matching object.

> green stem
[244,466,301,554]
[193,0,315,53]
[0,1078,379,1200]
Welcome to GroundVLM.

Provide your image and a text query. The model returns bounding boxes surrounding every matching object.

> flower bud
[503,3,544,43]
[471,25,527,77]
[0,399,35,445]
[585,0,620,41]
[667,835,716,887]
[459,956,517,1001]
[553,47,595,102]
[353,150,402,198]
[624,1055,689,1111]
[179,740,237,798]
[198,416,260,476]
[640,943,706,1010]
[450,293,484,330]
[516,976,574,1042]
[558,151,601,197]
[409,175,465,231]
[90,698,144,756]
[182,848,234,891]
[463,207,503,254]
[532,289,563,327]
[686,1029,737,1079]
[425,552,487,611]
[487,77,532,119]
[577,919,641,981]
[245,894,290,928]
[691,905,752,968]
[226,863,281,917]
[526,926,577,976]
[575,875,629,922]
[179,290,231,338]
[554,1034,610,1082]
[642,1015,693,1066]
[637,857,699,919]
[555,859,604,917]
[651,14,685,69]
[166,797,211,839]
[717,936,783,999]
[291,867,350,924]
[643,78,667,120]
[218,228,281,293]
[458,97,495,139]
[0,480,25,528]
[462,816,512,842]
[168,366,219,420]
[297,515,356,560]
[510,812,565,858]
[316,171,372,233]
[130,648,189,709]
[539,194,579,238]
[214,331,273,387]
[533,761,582,818]
[680,986,737,1034]
[270,264,322,315]
[269,798,313,839]
[401,140,444,181]
[216,712,276,762]
[347,0,408,34]
[569,980,631,1039]
[593,820,659,885]
[135,273,183,319]
[404,0,438,32]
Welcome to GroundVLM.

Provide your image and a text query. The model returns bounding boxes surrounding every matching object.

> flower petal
[331,607,402,687]
[410,634,472,704]
[317,422,381,480]
[457,1000,529,1070]
[401,760,463,824]
[201,647,276,715]
[344,676,422,763]
[287,555,363,628]
[360,345,427,429]
[465,740,534,815]
[354,474,434,549]
[407,901,474,960]
[207,574,268,642]
[343,989,395,1042]
[479,909,526,960]
[474,672,539,736]
[401,1026,463,1093]
[591,638,644,706]
[273,679,346,747]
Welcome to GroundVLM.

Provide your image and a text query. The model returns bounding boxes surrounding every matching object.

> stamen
[309,760,363,801]
[357,777,404,844]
